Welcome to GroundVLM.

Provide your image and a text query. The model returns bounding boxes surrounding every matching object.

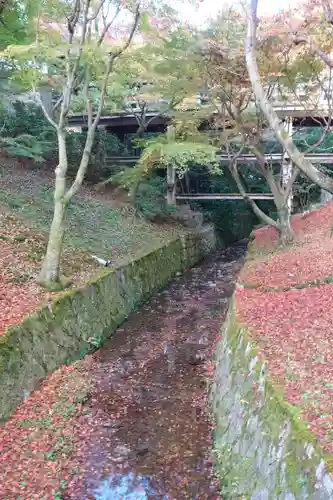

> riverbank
[239,202,333,454]
[1,230,211,420]
[0,243,246,499]
[211,202,333,498]
[0,161,185,336]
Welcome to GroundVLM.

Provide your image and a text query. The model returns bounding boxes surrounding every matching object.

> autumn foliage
[0,250,227,499]
[0,358,95,499]
[0,211,100,336]
[237,201,333,454]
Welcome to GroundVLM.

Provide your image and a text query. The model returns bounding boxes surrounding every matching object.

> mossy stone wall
[0,232,209,420]
[211,301,333,499]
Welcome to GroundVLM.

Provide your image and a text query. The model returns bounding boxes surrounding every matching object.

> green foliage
[0,135,52,162]
[0,1,36,116]
[0,101,54,161]
[120,27,200,115]
[1,101,47,136]
[185,165,267,243]
[105,171,176,220]
[106,167,142,192]
[135,174,176,221]
[0,101,125,178]
[204,199,259,243]
[0,0,35,49]
[138,134,219,178]
[71,80,131,114]
[66,128,127,181]
[293,127,333,155]
[104,131,219,214]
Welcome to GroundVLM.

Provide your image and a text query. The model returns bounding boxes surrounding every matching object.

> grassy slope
[0,162,180,262]
[0,161,183,334]
[236,202,333,455]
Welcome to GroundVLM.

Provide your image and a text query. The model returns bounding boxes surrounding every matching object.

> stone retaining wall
[0,231,212,420]
[211,301,333,499]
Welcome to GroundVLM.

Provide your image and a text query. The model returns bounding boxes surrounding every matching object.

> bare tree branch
[67,0,81,36]
[33,89,59,129]
[293,35,333,68]
[241,0,333,193]
[228,148,280,229]
[87,0,109,22]
[56,0,90,129]
[83,25,93,129]
[97,0,122,45]
[128,96,182,136]
[63,1,141,202]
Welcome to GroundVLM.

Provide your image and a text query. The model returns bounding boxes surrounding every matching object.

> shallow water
[94,472,167,499]
[70,242,247,499]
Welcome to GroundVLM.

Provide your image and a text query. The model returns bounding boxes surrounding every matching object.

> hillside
[237,202,333,455]
[0,160,183,335]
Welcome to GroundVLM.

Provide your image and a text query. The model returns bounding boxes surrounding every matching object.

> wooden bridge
[106,152,333,169]
[171,151,333,204]
[175,193,274,201]
[105,152,333,203]
[69,103,333,205]
[218,153,333,164]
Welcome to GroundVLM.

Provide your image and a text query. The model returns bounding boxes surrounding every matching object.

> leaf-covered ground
[0,162,181,335]
[237,201,333,454]
[0,210,100,335]
[0,163,180,261]
[252,201,333,249]
[0,243,246,499]
[242,236,333,289]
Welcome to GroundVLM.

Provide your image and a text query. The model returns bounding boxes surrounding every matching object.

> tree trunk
[38,198,66,284]
[281,158,294,214]
[64,129,96,202]
[244,2,333,193]
[38,131,67,285]
[277,205,294,245]
[136,123,145,138]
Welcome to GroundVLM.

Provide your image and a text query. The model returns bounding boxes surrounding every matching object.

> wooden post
[166,124,176,205]
[282,117,293,214]
[167,165,176,205]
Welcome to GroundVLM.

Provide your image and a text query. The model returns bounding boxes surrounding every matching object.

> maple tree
[0,0,36,123]
[241,0,333,195]
[189,8,299,243]
[186,1,333,243]
[1,0,199,286]
[2,0,144,286]
[101,17,220,203]
[120,26,197,138]
[0,0,35,49]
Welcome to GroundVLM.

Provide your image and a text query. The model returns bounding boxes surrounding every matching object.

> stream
[70,241,247,499]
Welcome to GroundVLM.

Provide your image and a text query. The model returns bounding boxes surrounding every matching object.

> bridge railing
[105,152,333,171]
[175,193,274,201]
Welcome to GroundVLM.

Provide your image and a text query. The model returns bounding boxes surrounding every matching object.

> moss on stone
[211,301,333,498]
[0,231,209,421]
